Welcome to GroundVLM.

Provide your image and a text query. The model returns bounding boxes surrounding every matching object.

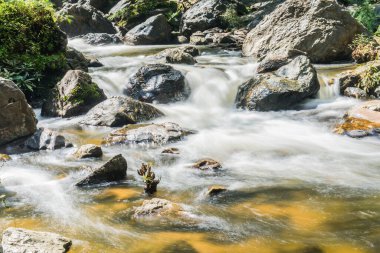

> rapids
[1,40,380,253]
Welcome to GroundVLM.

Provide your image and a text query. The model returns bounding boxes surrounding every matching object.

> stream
[1,40,380,253]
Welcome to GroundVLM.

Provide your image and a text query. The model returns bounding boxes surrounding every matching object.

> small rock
[1,227,72,253]
[25,128,67,150]
[0,154,11,162]
[76,154,127,186]
[177,35,189,44]
[77,33,121,45]
[346,130,369,138]
[344,87,367,99]
[103,123,192,146]
[166,49,197,65]
[132,198,183,218]
[74,144,103,159]
[88,59,103,68]
[161,148,180,155]
[192,158,222,170]
[207,186,227,196]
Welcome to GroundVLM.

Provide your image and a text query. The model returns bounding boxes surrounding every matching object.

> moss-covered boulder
[41,70,106,118]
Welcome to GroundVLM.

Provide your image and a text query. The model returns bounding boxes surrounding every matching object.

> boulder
[181,0,242,37]
[76,33,122,45]
[157,46,200,58]
[1,227,72,253]
[73,144,103,159]
[0,78,37,146]
[246,0,284,30]
[123,64,189,104]
[41,70,107,118]
[25,128,68,151]
[192,158,222,170]
[80,96,164,127]
[76,154,127,186]
[242,0,367,63]
[57,3,116,37]
[66,47,89,72]
[235,56,320,111]
[166,49,197,65]
[132,198,183,218]
[103,122,192,145]
[189,28,247,49]
[335,100,380,137]
[123,14,172,45]
[80,0,118,13]
[344,87,367,99]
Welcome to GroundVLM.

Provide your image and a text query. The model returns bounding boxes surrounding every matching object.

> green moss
[68,83,103,105]
[0,0,66,97]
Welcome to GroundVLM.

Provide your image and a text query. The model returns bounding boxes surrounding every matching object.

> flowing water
[1,40,380,253]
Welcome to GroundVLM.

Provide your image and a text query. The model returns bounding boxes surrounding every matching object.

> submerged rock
[0,78,37,146]
[57,3,116,37]
[236,56,320,111]
[76,154,127,186]
[41,70,107,118]
[1,227,72,253]
[242,0,366,63]
[103,123,192,146]
[132,198,183,218]
[192,158,222,170]
[336,100,380,137]
[74,144,103,159]
[123,64,189,104]
[207,185,227,196]
[124,14,172,45]
[81,96,164,127]
[25,128,68,151]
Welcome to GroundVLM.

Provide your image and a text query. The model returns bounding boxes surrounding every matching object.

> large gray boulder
[57,3,116,37]
[103,122,192,146]
[235,56,320,111]
[76,154,127,186]
[1,227,72,253]
[81,96,164,127]
[0,78,37,146]
[123,64,189,104]
[25,128,68,151]
[123,14,172,45]
[242,0,367,63]
[41,70,107,118]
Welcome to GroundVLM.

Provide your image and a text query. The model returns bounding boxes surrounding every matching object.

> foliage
[350,34,379,63]
[359,65,380,94]
[0,0,67,98]
[137,163,160,194]
[221,4,250,29]
[376,26,380,37]
[350,0,378,33]
[68,83,103,105]
[109,0,178,29]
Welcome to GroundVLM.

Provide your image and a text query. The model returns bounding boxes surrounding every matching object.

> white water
[1,40,379,251]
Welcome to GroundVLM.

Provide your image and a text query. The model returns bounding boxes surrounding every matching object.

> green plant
[351,0,378,33]
[0,0,67,98]
[350,34,379,63]
[221,4,250,29]
[137,163,160,195]
[359,65,380,94]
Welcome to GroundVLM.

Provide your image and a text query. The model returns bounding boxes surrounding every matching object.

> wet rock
[77,33,122,45]
[337,61,380,97]
[25,128,67,151]
[74,144,103,159]
[206,185,227,196]
[335,100,380,136]
[66,47,89,72]
[132,198,183,218]
[236,56,320,111]
[177,35,189,44]
[76,154,127,186]
[81,96,164,127]
[0,78,37,146]
[192,158,222,170]
[157,46,200,58]
[123,64,189,104]
[257,56,290,74]
[189,29,245,49]
[103,123,191,146]
[1,227,72,253]
[88,59,103,67]
[344,87,367,99]
[57,3,116,37]
[41,70,107,118]
[0,154,11,162]
[161,147,180,155]
[124,14,172,45]
[166,49,197,65]
[346,130,369,138]
[242,0,367,63]
[246,0,283,30]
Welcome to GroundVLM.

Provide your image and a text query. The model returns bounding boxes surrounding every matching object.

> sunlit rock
[206,185,227,196]
[25,128,68,151]
[73,144,103,159]
[1,227,72,253]
[192,158,222,170]
[132,198,184,219]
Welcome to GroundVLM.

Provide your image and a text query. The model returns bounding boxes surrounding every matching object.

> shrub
[350,34,379,63]
[351,0,378,33]
[0,0,67,99]
[359,65,380,94]
[221,4,250,29]
[137,163,160,195]
[109,0,178,29]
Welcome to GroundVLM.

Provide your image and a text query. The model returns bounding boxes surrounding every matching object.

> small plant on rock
[359,65,380,94]
[137,163,160,195]
[350,34,379,63]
